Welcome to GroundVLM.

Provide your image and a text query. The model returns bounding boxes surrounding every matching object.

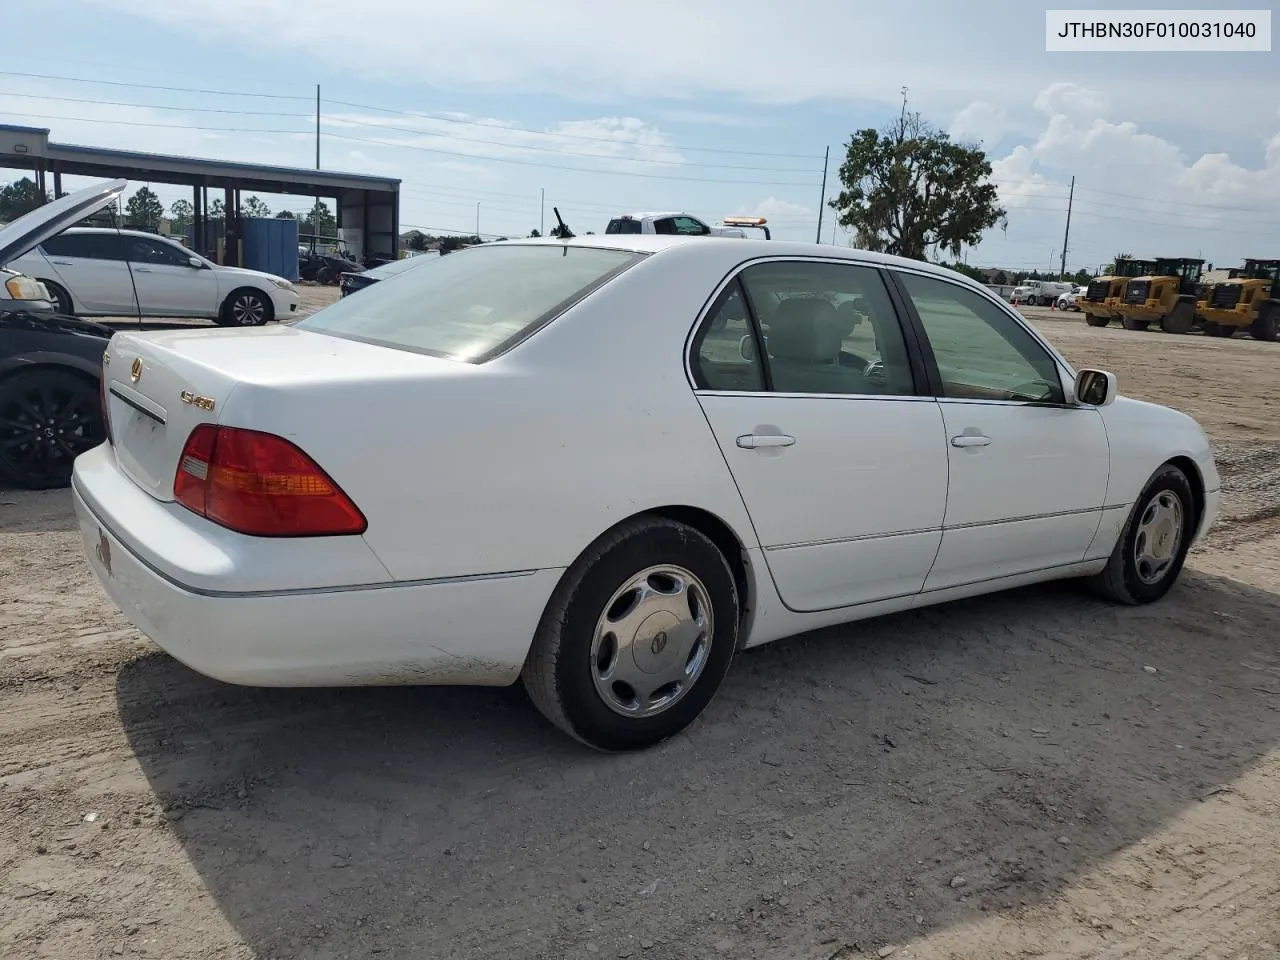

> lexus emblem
[130,357,143,383]
[650,631,668,655]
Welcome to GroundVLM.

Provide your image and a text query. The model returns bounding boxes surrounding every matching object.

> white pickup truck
[604,212,770,239]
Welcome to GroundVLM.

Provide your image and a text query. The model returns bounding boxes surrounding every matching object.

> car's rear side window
[41,233,123,261]
[606,219,642,234]
[296,244,645,362]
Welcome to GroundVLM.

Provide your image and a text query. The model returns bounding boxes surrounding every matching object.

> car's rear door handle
[951,434,992,448]
[133,267,153,273]
[50,260,73,266]
[737,433,796,449]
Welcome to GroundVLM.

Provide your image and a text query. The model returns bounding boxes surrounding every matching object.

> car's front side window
[673,217,710,236]
[125,237,190,267]
[896,271,1064,404]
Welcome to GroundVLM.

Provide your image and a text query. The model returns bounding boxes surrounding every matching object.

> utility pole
[315,85,321,169]
[540,188,545,236]
[815,145,829,243]
[476,202,480,237]
[1059,175,1074,279]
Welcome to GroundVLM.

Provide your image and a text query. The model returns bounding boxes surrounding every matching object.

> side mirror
[188,256,204,269]
[1075,368,1117,406]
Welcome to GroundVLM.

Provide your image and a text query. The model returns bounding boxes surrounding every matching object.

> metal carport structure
[0,124,401,266]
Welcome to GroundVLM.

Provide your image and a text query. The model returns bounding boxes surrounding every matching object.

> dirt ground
[2,298,1279,960]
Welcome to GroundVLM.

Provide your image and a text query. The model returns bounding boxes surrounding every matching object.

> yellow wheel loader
[1078,257,1158,328]
[1115,258,1205,335]
[1197,259,1280,342]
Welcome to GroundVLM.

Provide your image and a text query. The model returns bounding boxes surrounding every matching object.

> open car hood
[0,178,127,267]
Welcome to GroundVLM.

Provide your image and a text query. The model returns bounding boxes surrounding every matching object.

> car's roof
[59,227,178,239]
[502,234,993,289]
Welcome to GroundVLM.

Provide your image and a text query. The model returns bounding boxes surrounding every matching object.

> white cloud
[978,82,1280,270]
[950,101,1010,146]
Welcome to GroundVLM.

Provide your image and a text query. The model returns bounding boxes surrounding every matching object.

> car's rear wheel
[522,516,739,751]
[220,289,273,326]
[1089,463,1195,605]
[0,369,105,489]
[1084,313,1109,327]
[1121,316,1149,331]
[39,280,74,315]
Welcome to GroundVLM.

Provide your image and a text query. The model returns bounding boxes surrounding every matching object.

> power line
[325,98,820,160]
[322,131,819,186]
[0,70,311,100]
[0,108,306,136]
[0,70,822,160]
[0,88,818,172]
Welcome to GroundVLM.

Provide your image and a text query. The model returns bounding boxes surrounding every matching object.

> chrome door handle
[133,267,153,273]
[50,260,73,266]
[737,433,796,449]
[951,434,992,448]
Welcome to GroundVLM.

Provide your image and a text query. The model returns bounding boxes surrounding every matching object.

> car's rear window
[606,219,643,234]
[297,243,644,362]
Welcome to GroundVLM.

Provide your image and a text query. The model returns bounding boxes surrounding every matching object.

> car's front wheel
[522,516,740,751]
[220,289,273,326]
[0,369,105,489]
[39,280,74,315]
[1089,463,1195,605]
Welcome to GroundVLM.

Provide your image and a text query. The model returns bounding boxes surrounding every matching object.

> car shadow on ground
[115,569,1280,960]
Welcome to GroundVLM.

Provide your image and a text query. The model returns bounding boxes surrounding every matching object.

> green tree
[0,177,48,220]
[438,235,465,255]
[125,186,164,228]
[829,91,1006,261]
[169,199,194,232]
[209,199,226,220]
[1072,268,1093,285]
[936,259,987,283]
[405,231,428,251]
[992,270,1008,285]
[548,223,572,238]
[303,200,336,236]
[275,210,297,220]
[528,228,541,238]
[242,195,272,218]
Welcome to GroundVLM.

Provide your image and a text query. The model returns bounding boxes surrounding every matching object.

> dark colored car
[0,307,111,489]
[0,179,126,488]
[338,253,437,297]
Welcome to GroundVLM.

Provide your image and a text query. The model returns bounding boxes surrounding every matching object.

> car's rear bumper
[71,449,561,688]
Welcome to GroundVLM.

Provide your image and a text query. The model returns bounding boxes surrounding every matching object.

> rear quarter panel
[218,244,762,582]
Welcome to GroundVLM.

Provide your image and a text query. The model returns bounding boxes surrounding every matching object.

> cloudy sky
[1,0,1276,272]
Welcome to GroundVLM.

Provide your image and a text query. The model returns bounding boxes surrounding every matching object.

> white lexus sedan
[72,236,1220,751]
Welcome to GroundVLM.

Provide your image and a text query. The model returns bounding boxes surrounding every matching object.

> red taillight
[173,425,367,537]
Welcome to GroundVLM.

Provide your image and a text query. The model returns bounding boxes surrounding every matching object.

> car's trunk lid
[103,325,467,501]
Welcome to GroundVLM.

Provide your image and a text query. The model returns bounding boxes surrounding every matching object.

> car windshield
[297,243,644,362]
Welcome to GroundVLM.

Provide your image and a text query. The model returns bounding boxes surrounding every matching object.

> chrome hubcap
[590,564,713,718]
[1133,490,1183,584]
[232,295,264,324]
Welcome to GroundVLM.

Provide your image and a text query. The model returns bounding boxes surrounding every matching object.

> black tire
[1088,463,1196,605]
[1202,321,1233,338]
[1121,316,1150,331]
[0,369,105,490]
[521,516,739,751]
[39,280,74,315]
[316,267,334,285]
[1251,303,1279,342]
[1084,313,1109,327]
[1161,300,1195,335]
[220,288,273,327]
